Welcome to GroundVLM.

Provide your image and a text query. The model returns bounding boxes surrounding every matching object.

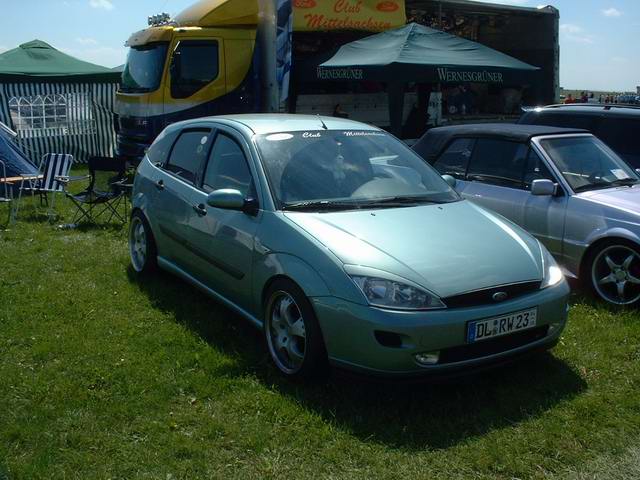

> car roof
[190,114,382,135]
[412,123,589,162]
[527,104,640,117]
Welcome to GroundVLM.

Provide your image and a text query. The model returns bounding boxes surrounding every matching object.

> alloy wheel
[129,217,148,272]
[266,291,307,374]
[592,244,640,305]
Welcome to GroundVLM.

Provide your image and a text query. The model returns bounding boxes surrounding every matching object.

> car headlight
[541,247,564,289]
[351,276,446,310]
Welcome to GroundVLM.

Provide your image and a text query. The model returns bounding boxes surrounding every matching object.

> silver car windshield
[255,130,459,210]
[539,136,640,193]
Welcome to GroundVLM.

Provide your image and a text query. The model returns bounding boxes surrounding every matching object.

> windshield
[120,43,168,93]
[539,136,640,193]
[255,130,459,210]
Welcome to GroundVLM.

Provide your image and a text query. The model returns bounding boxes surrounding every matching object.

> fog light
[415,351,440,366]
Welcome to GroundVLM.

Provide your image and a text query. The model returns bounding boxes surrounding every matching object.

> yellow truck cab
[116,0,259,163]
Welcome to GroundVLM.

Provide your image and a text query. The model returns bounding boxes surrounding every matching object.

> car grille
[443,281,542,309]
[439,325,549,364]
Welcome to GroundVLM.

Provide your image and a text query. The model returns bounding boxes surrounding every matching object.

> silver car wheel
[266,291,307,374]
[129,216,148,273]
[592,245,640,305]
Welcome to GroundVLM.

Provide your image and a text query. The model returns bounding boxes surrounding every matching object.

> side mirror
[442,174,457,188]
[206,189,259,216]
[531,179,556,196]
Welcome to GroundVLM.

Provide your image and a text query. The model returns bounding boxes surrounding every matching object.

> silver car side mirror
[207,189,246,210]
[442,174,457,188]
[531,179,556,196]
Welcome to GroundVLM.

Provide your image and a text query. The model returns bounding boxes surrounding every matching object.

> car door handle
[155,180,165,191]
[193,204,207,216]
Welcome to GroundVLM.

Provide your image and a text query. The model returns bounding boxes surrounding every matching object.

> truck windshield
[121,43,168,93]
[255,130,460,210]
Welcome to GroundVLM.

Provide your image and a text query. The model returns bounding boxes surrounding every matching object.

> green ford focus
[129,114,570,380]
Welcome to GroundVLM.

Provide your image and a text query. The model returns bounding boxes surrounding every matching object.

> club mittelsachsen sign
[294,0,406,32]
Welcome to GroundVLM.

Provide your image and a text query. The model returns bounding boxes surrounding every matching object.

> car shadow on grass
[129,267,587,451]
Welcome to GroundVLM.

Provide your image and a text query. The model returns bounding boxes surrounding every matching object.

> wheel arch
[579,232,640,279]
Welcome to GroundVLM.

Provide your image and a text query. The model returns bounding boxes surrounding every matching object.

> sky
[0,0,637,91]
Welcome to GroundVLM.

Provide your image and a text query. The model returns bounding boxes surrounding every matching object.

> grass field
[1,193,639,479]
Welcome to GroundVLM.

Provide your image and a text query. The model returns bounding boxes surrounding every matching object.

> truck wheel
[264,279,328,381]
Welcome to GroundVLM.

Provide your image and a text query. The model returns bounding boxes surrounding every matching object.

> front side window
[165,130,211,184]
[203,134,254,196]
[121,43,169,93]
[433,138,475,178]
[539,135,639,192]
[255,130,459,209]
[171,40,219,99]
[523,149,555,191]
[467,139,528,189]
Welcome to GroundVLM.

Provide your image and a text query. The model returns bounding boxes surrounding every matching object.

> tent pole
[388,82,405,138]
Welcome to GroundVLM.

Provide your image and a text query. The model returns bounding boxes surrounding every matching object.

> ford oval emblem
[492,291,509,302]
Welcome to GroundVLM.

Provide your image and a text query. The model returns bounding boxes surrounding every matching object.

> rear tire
[584,240,640,306]
[263,279,329,381]
[129,210,157,274]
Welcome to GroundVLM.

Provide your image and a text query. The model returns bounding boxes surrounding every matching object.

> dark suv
[519,104,640,168]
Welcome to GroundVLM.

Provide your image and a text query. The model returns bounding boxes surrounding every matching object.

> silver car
[414,124,640,306]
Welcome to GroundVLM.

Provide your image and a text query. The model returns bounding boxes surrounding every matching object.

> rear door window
[165,129,211,184]
[467,139,528,189]
[433,138,475,179]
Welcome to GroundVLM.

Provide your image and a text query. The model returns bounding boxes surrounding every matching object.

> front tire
[586,240,640,306]
[264,279,328,380]
[129,211,157,274]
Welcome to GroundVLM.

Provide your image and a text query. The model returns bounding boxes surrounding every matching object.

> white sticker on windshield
[265,133,294,141]
[611,169,630,180]
[200,136,208,145]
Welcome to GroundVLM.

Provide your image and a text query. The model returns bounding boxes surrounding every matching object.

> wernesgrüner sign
[317,67,364,80]
[437,68,504,83]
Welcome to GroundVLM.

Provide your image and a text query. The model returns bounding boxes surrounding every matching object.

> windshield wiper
[574,178,639,193]
[361,195,447,206]
[281,200,363,212]
[610,178,639,187]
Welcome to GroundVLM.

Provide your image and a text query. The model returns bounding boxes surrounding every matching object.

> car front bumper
[311,280,570,377]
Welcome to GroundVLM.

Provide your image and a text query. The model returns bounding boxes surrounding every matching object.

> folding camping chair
[65,156,127,225]
[0,160,13,228]
[15,153,75,220]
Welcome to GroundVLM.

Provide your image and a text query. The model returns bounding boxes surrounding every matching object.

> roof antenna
[317,114,328,130]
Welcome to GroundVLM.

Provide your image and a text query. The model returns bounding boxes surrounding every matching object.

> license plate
[467,308,537,343]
